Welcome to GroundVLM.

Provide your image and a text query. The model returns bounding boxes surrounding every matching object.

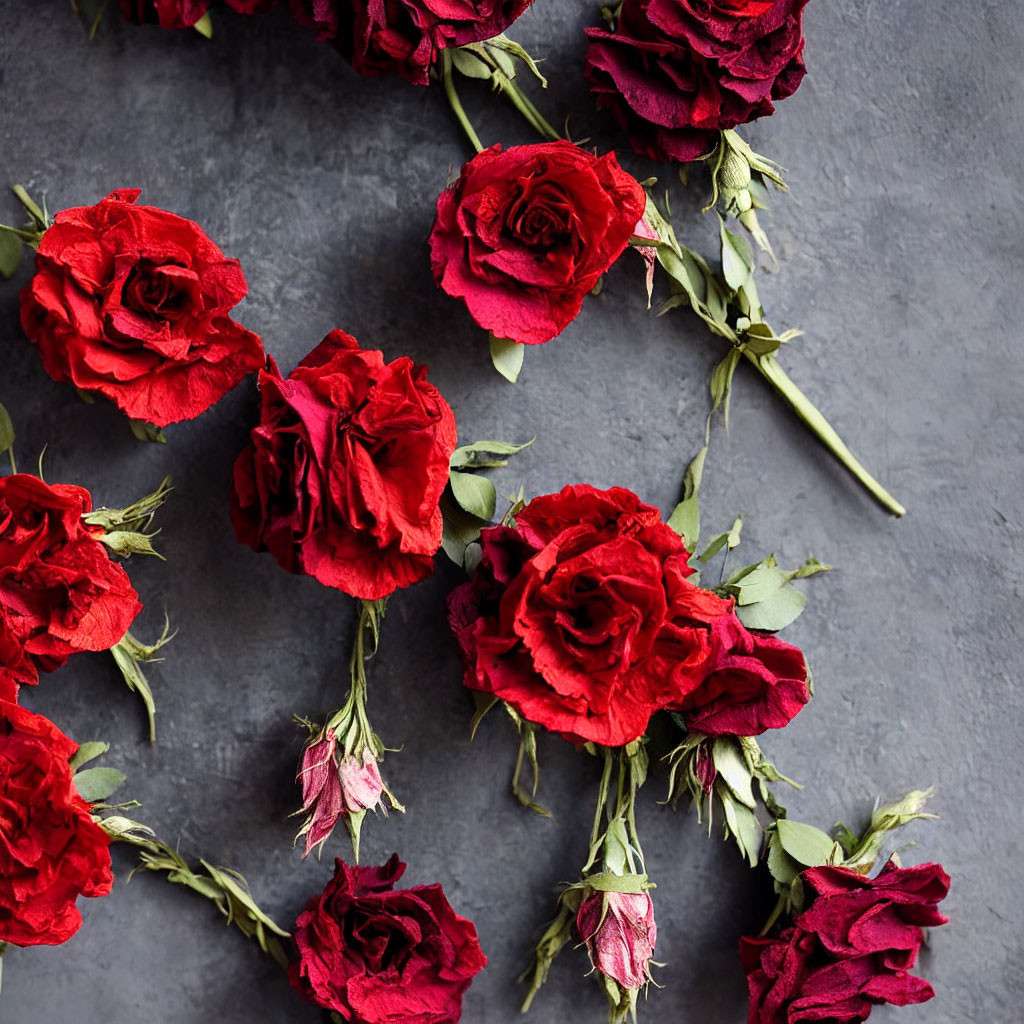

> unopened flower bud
[718,147,752,191]
[297,731,344,858]
[576,889,657,991]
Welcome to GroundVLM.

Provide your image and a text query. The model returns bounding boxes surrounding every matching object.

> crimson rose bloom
[0,475,141,677]
[585,0,809,162]
[289,855,487,1022]
[119,0,210,28]
[20,189,264,427]
[447,485,809,747]
[429,142,647,346]
[740,861,950,1024]
[0,700,114,946]
[230,330,457,600]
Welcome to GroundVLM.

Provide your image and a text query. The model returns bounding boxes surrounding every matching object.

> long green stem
[749,351,906,517]
[494,73,561,141]
[441,51,484,154]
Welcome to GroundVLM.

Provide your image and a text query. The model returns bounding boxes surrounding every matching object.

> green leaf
[720,217,754,292]
[699,516,743,562]
[722,795,761,867]
[440,493,486,567]
[736,585,806,632]
[193,11,213,37]
[713,737,756,809]
[0,230,21,279]
[726,562,788,605]
[666,446,706,552]
[787,557,831,581]
[74,766,126,804]
[69,741,110,772]
[767,833,801,887]
[709,347,742,419]
[0,402,14,455]
[449,438,534,469]
[489,335,525,383]
[451,47,492,79]
[450,471,496,521]
[775,819,841,868]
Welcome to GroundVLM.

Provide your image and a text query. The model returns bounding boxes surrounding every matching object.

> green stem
[4,448,15,475]
[441,51,484,154]
[494,73,561,141]
[748,351,905,517]
[0,941,8,994]
[11,186,47,231]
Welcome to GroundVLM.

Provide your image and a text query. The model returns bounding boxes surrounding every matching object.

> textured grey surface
[0,1,1021,1021]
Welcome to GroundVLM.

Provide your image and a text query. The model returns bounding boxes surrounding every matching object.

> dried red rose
[0,474,141,678]
[577,890,657,992]
[447,484,808,747]
[740,861,950,1024]
[0,700,113,946]
[585,0,809,163]
[429,142,647,346]
[0,606,38,702]
[20,189,264,427]
[230,330,457,600]
[289,855,487,1023]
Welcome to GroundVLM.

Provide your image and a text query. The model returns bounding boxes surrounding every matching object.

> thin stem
[441,51,484,154]
[494,73,561,141]
[747,351,906,517]
[4,448,15,475]
[0,223,37,241]
[590,748,614,852]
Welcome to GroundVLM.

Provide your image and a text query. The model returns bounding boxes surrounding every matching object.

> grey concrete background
[0,0,1021,1021]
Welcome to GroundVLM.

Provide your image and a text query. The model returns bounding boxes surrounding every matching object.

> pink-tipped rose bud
[576,890,657,991]
[338,750,384,813]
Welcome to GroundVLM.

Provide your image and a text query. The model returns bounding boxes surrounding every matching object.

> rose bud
[297,731,345,857]
[577,889,658,992]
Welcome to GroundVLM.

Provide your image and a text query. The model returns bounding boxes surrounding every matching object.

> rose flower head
[740,860,950,1024]
[289,854,487,1023]
[230,330,457,600]
[20,189,265,427]
[585,0,809,163]
[0,700,113,946]
[446,484,809,747]
[0,474,142,679]
[119,0,211,27]
[429,142,647,346]
[577,889,658,993]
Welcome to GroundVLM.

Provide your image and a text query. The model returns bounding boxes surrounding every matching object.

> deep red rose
[289,855,487,1023]
[20,189,264,427]
[429,142,647,346]
[585,0,809,163]
[289,0,344,39]
[674,610,809,736]
[119,0,210,28]
[0,700,114,946]
[0,475,141,678]
[348,0,533,85]
[230,330,457,600]
[447,485,810,747]
[226,0,278,12]
[740,861,949,1024]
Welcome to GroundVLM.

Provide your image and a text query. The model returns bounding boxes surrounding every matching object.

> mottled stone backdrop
[1,1,1021,1021]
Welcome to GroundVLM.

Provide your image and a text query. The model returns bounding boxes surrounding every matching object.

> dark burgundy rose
[740,861,950,1024]
[585,0,809,162]
[225,0,278,11]
[0,701,114,946]
[0,474,142,678]
[230,330,457,600]
[289,855,487,1022]
[289,0,344,39]
[675,610,810,736]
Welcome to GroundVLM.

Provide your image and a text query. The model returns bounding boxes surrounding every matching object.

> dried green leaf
[74,766,126,804]
[0,230,21,279]
[450,471,496,521]
[776,819,841,867]
[713,737,756,809]
[451,47,492,79]
[489,334,525,383]
[666,446,706,552]
[69,741,110,771]
[449,438,534,469]
[0,402,14,455]
[720,217,754,292]
[736,585,806,632]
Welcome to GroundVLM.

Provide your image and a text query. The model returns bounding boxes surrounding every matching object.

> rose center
[122,260,189,320]
[505,182,574,249]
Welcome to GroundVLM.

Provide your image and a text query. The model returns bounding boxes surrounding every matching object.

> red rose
[0,700,114,946]
[289,855,487,1023]
[230,330,457,600]
[20,189,264,427]
[119,0,210,28]
[429,142,647,346]
[226,0,278,11]
[447,485,810,747]
[675,611,809,736]
[289,0,343,39]
[0,475,141,677]
[0,606,37,702]
[740,861,949,1024]
[348,0,533,85]
[585,0,809,163]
